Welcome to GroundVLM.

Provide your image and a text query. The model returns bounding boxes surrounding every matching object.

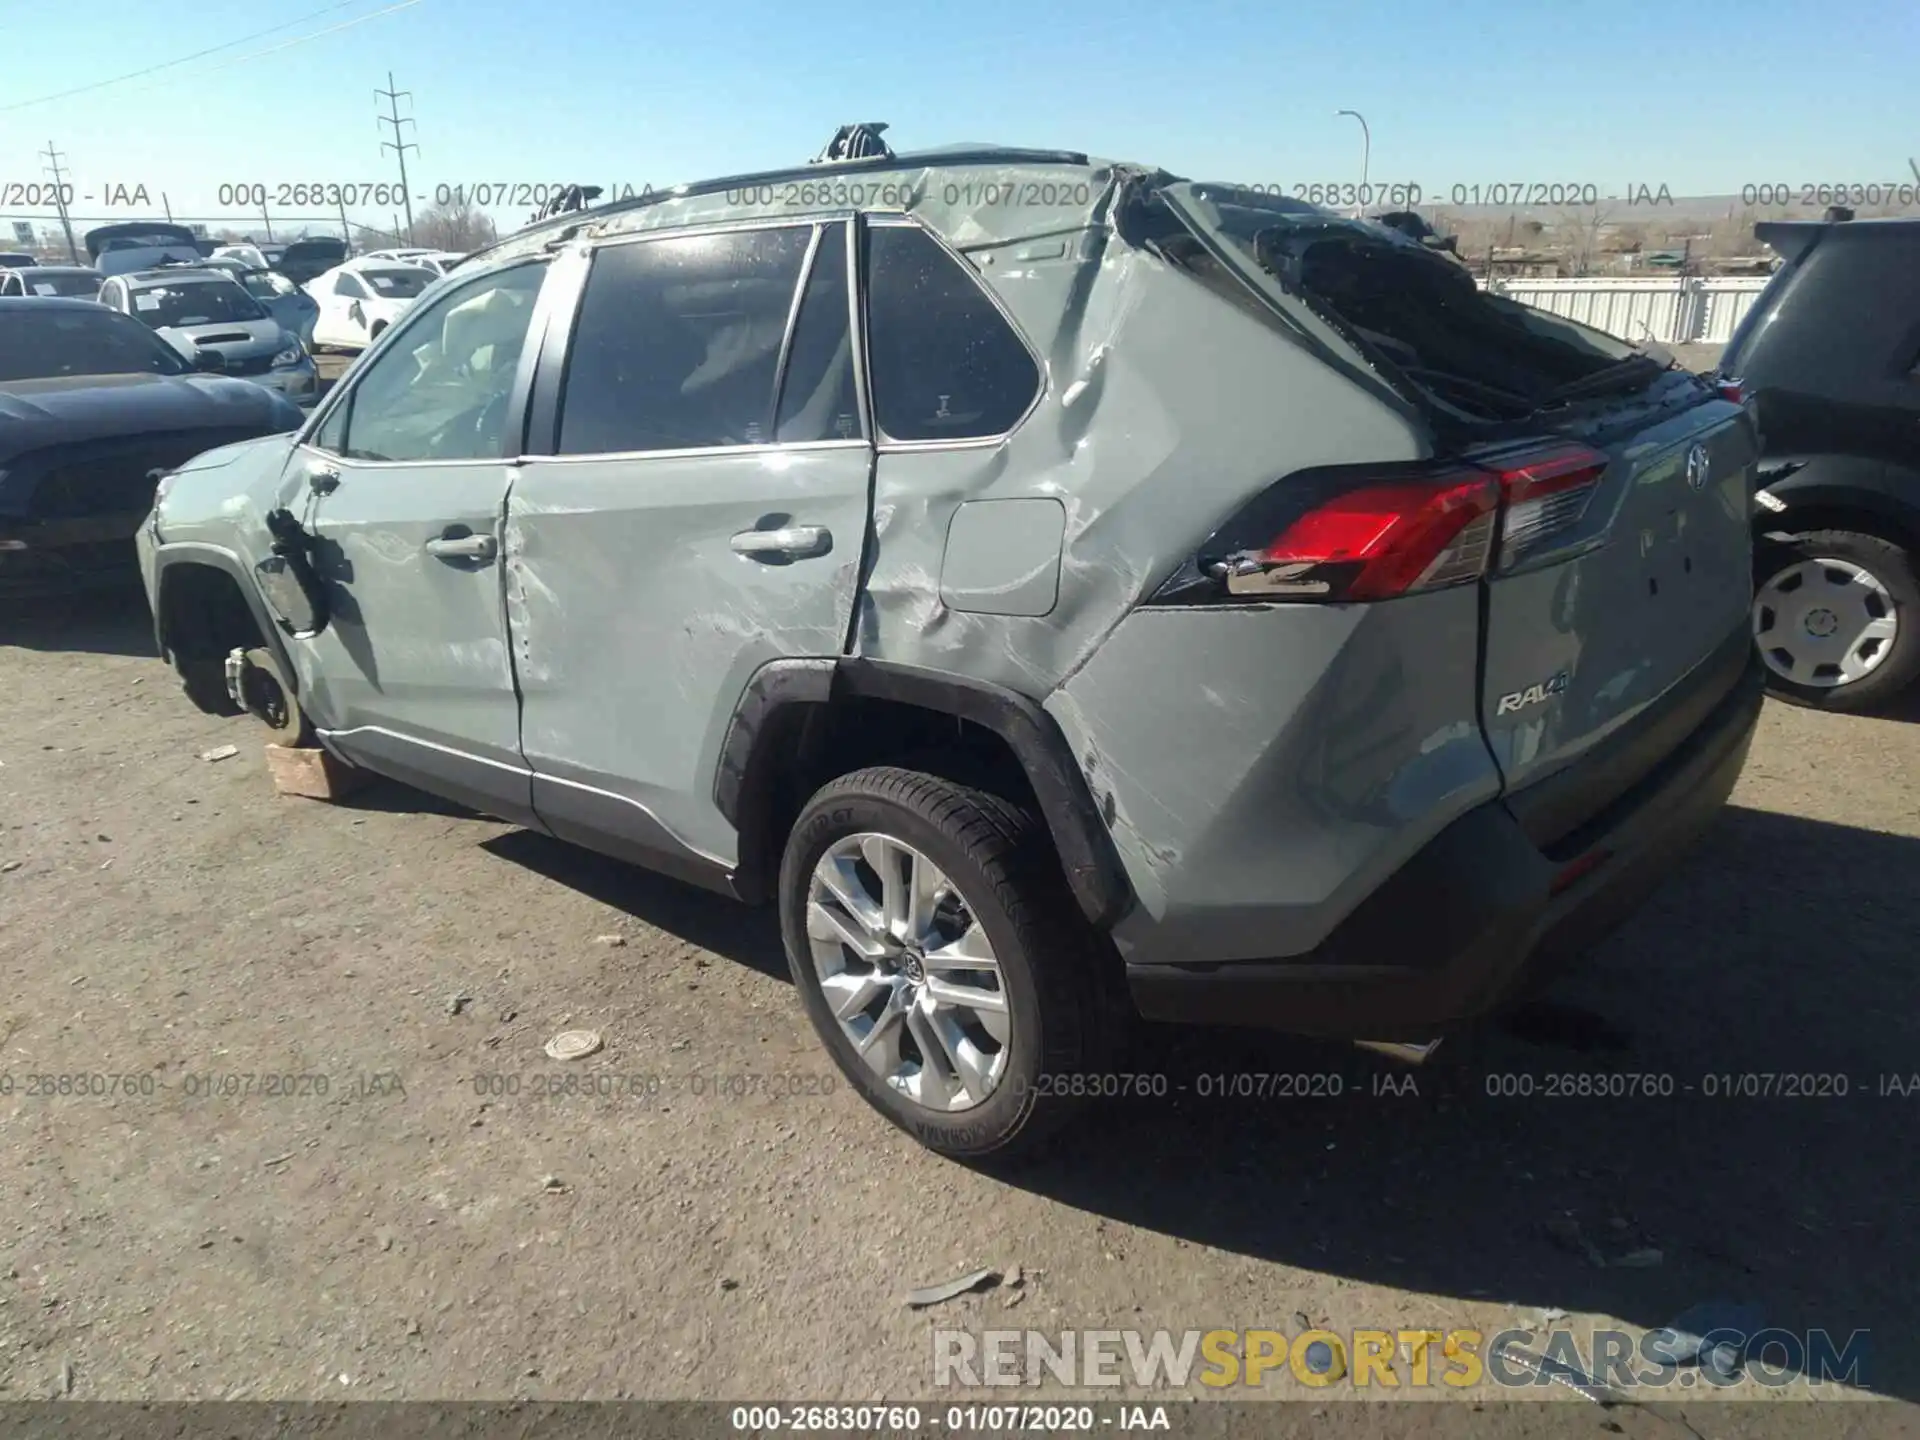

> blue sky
[3,0,1916,240]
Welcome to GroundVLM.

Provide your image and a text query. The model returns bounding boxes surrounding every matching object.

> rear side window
[1729,232,1920,399]
[864,224,1041,441]
[557,227,812,454]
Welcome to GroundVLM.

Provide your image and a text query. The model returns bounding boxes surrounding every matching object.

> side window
[315,262,547,464]
[775,223,862,443]
[864,224,1041,441]
[556,226,812,455]
[336,273,367,299]
[0,276,17,296]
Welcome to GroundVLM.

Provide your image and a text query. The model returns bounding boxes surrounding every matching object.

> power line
[2,0,366,113]
[377,72,420,246]
[1,0,429,113]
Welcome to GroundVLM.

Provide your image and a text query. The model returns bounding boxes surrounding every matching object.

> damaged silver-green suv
[139,144,1764,1158]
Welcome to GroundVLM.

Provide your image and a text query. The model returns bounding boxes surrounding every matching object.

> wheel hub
[1803,607,1840,639]
[1752,556,1898,688]
[803,832,1013,1114]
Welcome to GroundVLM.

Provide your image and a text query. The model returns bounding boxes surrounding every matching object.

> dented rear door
[506,219,873,869]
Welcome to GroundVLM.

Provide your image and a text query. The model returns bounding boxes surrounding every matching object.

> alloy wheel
[1753,557,1899,688]
[805,833,1013,1112]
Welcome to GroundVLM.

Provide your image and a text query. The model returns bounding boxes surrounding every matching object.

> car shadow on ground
[0,580,156,659]
[988,803,1920,1402]
[479,827,791,982]
[384,780,1917,1399]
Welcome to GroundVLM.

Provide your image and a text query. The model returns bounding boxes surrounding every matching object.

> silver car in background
[0,265,103,298]
[97,267,319,407]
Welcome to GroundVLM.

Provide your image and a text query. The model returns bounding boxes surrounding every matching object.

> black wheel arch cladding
[716,657,1134,931]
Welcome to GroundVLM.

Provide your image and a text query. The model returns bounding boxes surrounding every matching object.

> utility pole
[376,72,418,245]
[1334,110,1371,218]
[40,141,80,262]
[261,193,274,242]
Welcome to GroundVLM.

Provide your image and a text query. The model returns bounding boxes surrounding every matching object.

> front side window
[556,226,814,454]
[315,262,548,463]
[864,223,1042,441]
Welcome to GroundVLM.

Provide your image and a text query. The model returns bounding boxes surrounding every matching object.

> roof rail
[473,142,1098,262]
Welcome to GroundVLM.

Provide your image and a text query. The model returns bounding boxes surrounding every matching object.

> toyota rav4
[138,146,1764,1157]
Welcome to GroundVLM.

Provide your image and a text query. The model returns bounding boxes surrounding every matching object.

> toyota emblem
[1685,443,1711,492]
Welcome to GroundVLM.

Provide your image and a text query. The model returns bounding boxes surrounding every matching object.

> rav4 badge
[1496,671,1570,716]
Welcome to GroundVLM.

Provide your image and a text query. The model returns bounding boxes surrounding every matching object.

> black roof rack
[811,123,893,164]
[469,136,1095,263]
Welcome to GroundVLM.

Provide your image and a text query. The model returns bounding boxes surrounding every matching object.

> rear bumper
[1126,651,1764,1038]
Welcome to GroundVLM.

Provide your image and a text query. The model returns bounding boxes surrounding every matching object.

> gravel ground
[4,393,1916,1433]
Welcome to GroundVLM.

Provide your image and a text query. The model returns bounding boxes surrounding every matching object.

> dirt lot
[1,581,1916,1429]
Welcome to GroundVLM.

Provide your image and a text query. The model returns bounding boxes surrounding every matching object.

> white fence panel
[1696,279,1770,344]
[1480,276,1772,346]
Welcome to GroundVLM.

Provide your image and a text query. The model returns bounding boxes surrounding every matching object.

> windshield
[129,279,267,327]
[240,270,300,300]
[0,307,189,382]
[360,266,434,298]
[1162,182,1643,424]
[22,271,102,297]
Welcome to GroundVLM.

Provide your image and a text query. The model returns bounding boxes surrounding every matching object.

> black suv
[1724,216,1920,710]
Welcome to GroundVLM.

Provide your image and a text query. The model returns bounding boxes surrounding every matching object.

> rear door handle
[425,533,497,561]
[730,525,831,560]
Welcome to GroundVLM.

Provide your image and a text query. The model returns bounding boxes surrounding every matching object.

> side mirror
[193,348,227,373]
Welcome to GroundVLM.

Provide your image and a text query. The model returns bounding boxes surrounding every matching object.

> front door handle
[425,533,498,561]
[729,525,831,560]
[307,463,341,495]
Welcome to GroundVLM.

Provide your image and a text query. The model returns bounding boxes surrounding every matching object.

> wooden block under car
[264,743,374,801]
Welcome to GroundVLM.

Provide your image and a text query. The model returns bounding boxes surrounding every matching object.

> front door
[508,219,873,873]
[285,257,555,823]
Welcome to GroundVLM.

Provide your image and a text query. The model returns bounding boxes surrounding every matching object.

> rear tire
[1753,528,1920,711]
[778,766,1114,1161]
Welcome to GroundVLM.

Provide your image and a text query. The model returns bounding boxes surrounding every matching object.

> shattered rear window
[1166,184,1644,423]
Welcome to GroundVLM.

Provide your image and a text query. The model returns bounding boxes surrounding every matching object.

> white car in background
[360,247,467,276]
[212,243,271,271]
[303,259,437,351]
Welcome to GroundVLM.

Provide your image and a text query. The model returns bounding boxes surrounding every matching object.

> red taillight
[1486,442,1609,571]
[1716,377,1745,404]
[1254,474,1498,601]
[1170,443,1612,606]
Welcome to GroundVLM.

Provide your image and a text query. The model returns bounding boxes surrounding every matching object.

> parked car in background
[304,259,435,351]
[1724,215,1920,710]
[0,265,102,298]
[195,257,320,346]
[84,222,204,276]
[358,247,438,266]
[97,267,318,407]
[0,297,303,594]
[274,237,350,287]
[359,248,465,276]
[212,243,272,271]
[137,148,1764,1157]
[0,251,38,269]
